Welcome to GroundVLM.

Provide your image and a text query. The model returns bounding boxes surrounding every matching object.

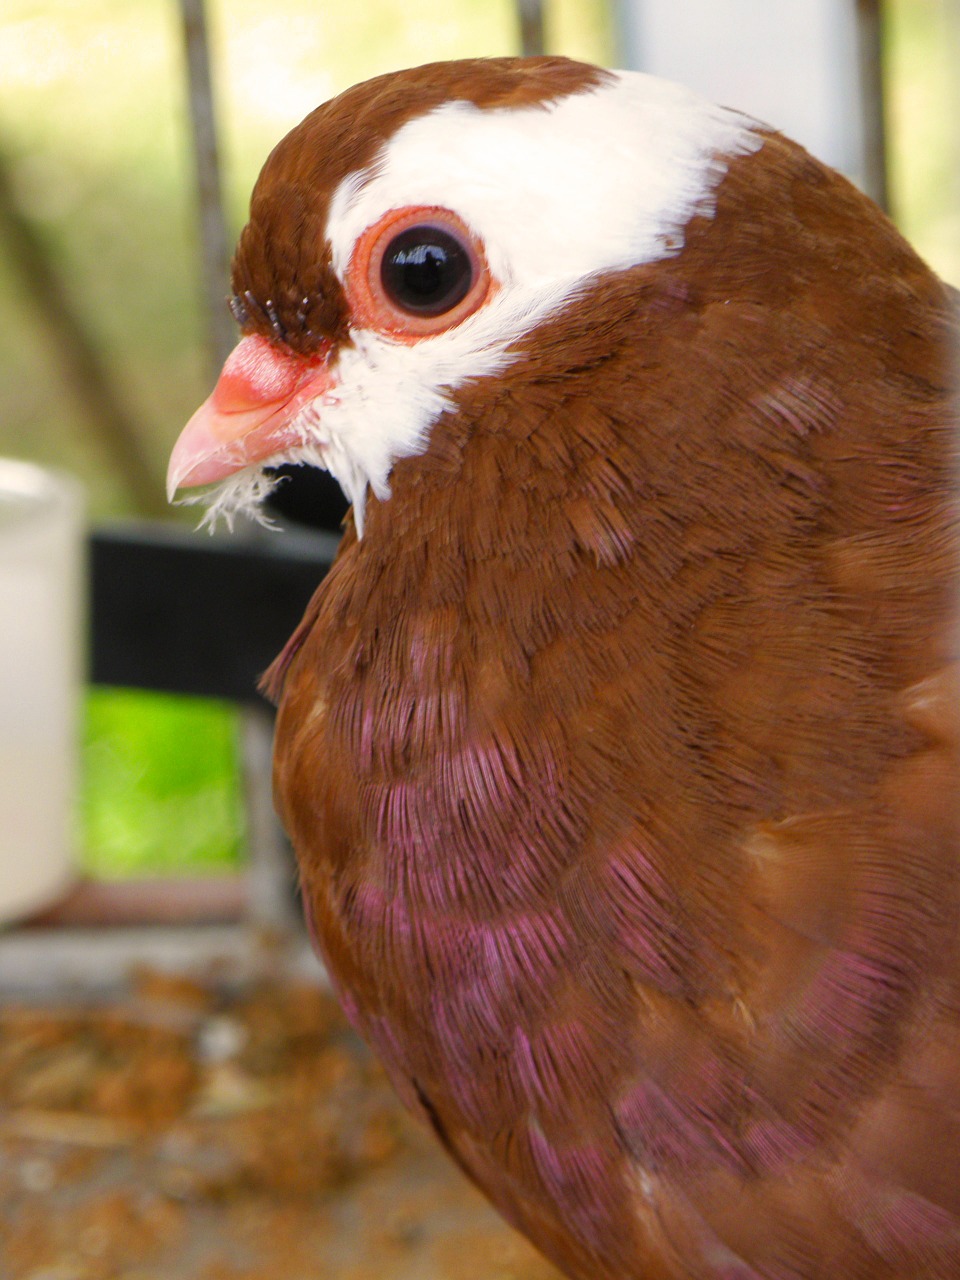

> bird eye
[380,225,473,316]
[347,205,494,340]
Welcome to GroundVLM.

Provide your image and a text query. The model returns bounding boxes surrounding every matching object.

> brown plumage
[170,58,960,1279]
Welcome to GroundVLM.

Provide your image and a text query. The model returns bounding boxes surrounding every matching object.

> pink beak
[166,334,335,500]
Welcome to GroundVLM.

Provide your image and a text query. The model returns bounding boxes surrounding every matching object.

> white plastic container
[0,459,84,922]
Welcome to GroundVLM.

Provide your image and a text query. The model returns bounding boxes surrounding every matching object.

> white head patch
[202,70,763,533]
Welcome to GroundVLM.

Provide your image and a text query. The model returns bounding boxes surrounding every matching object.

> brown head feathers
[231,57,610,355]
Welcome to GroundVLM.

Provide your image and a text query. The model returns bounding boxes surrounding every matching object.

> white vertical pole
[613,0,871,190]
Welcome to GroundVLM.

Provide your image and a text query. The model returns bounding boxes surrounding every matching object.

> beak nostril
[213,334,314,413]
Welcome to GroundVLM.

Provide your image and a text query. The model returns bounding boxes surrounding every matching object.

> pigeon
[168,57,960,1279]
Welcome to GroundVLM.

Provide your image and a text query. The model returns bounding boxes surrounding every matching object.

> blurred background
[0,4,957,1276]
[0,0,956,888]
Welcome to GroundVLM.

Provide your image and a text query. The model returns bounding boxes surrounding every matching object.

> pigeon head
[166,56,764,532]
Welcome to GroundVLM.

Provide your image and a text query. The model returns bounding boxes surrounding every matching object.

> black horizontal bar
[89,520,339,702]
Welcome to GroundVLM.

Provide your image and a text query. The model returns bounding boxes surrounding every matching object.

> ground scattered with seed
[0,968,562,1280]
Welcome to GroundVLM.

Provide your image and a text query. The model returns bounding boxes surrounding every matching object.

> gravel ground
[0,967,562,1280]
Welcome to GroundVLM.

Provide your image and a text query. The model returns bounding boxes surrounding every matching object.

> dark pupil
[381,225,472,316]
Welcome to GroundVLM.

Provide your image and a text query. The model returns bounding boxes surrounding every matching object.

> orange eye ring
[346,205,494,341]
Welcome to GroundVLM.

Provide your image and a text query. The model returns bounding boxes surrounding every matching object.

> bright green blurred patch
[81,687,243,877]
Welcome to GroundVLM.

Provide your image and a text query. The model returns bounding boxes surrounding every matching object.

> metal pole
[240,702,299,934]
[177,0,297,933]
[517,0,546,57]
[856,0,890,211]
[178,0,235,373]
